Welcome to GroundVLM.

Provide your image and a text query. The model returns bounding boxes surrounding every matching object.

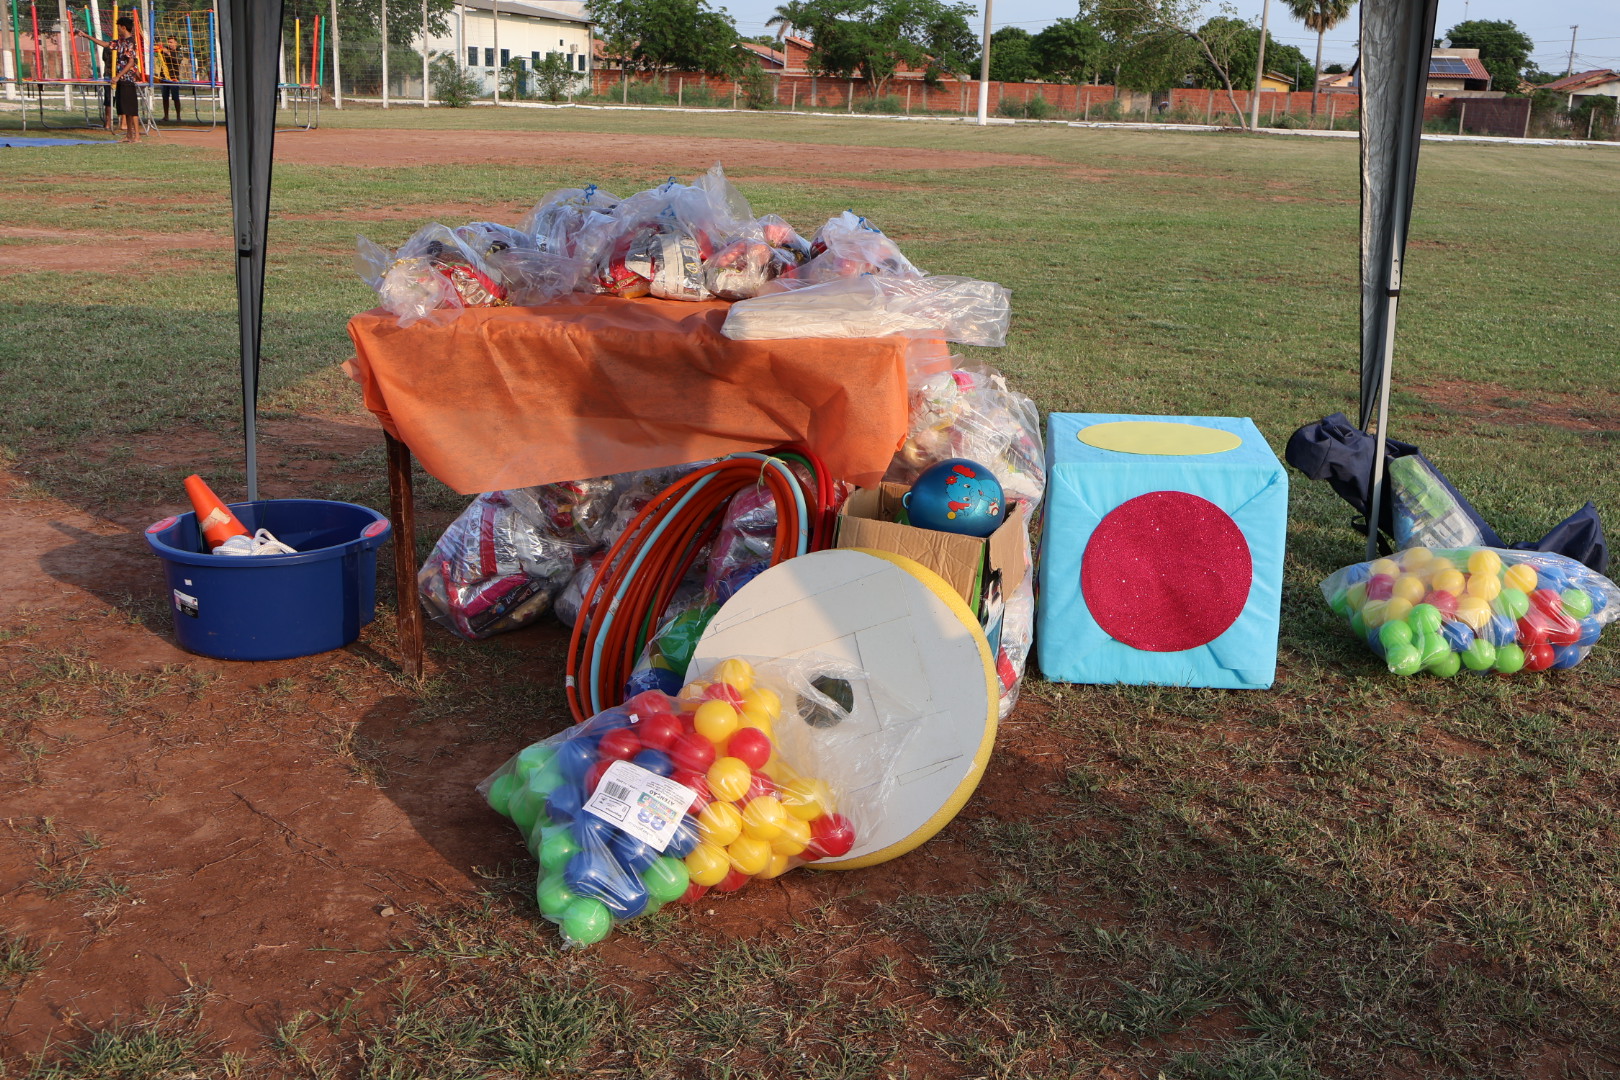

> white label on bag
[582,760,698,852]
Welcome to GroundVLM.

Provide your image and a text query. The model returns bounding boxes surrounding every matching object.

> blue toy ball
[902,458,1007,538]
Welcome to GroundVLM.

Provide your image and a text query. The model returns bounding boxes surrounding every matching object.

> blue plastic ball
[545,783,584,824]
[1440,621,1475,653]
[1366,629,1387,658]
[665,815,700,858]
[563,848,648,920]
[902,458,1007,538]
[1484,615,1518,647]
[1577,618,1602,647]
[624,665,684,699]
[1550,644,1585,669]
[584,707,635,734]
[556,737,600,782]
[610,831,659,873]
[1343,563,1371,586]
[572,813,617,847]
[632,748,675,777]
[1591,589,1609,615]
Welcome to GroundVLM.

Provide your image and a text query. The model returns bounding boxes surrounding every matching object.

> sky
[717,0,1620,75]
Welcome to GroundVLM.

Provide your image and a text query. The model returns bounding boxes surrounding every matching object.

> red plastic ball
[808,813,855,859]
[597,727,642,762]
[1547,619,1582,647]
[1366,574,1395,601]
[1530,589,1565,617]
[584,759,611,795]
[713,868,751,892]
[744,771,777,802]
[636,711,684,752]
[726,727,772,771]
[1516,617,1547,647]
[703,683,745,708]
[624,689,675,717]
[677,881,709,904]
[671,769,713,813]
[1422,590,1458,616]
[670,730,717,773]
[1525,642,1556,672]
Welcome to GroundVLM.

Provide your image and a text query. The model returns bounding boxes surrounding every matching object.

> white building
[426,0,593,95]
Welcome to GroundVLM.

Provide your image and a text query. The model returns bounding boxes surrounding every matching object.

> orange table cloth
[345,295,914,495]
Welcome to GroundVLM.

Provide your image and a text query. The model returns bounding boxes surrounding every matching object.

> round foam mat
[690,548,997,869]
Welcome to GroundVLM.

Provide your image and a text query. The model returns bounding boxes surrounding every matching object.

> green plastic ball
[1386,643,1422,676]
[513,743,558,784]
[1426,650,1461,678]
[1494,643,1526,674]
[1498,588,1529,621]
[1561,589,1594,619]
[1379,620,1414,650]
[1349,611,1368,639]
[530,761,567,797]
[536,874,577,920]
[1417,630,1448,667]
[540,827,583,874]
[641,856,691,904]
[1461,638,1497,671]
[1409,603,1443,635]
[1329,588,1351,616]
[508,781,546,837]
[486,771,520,818]
[561,896,614,947]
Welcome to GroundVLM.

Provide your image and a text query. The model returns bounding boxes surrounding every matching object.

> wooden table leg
[385,430,425,680]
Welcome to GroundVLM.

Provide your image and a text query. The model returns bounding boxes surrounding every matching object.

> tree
[767,0,978,95]
[1032,16,1107,84]
[1188,16,1312,94]
[532,53,579,100]
[586,0,743,81]
[1322,61,1344,74]
[1444,19,1534,93]
[1281,0,1351,115]
[983,27,1036,83]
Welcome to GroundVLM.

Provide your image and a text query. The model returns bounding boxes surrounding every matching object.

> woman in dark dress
[76,18,142,142]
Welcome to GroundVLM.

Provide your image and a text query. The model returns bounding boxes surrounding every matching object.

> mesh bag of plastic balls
[477,655,912,948]
[1321,547,1620,677]
[418,479,620,639]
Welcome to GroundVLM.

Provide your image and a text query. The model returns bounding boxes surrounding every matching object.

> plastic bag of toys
[885,363,1045,507]
[519,183,621,262]
[418,478,620,639]
[1388,454,1487,552]
[453,220,584,307]
[591,166,753,301]
[478,655,913,948]
[721,274,1010,345]
[356,224,506,326]
[701,214,814,301]
[788,211,922,285]
[1321,547,1620,677]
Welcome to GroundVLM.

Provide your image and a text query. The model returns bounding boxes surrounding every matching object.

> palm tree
[1283,0,1354,116]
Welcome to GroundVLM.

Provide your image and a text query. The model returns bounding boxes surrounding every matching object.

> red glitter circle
[1081,491,1252,653]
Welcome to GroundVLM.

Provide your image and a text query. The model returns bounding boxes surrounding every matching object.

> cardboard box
[835,483,1028,616]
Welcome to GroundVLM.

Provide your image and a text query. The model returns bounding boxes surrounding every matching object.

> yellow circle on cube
[771,815,811,857]
[706,757,751,803]
[1077,420,1242,456]
[1392,575,1426,604]
[741,796,787,841]
[1431,568,1466,595]
[727,835,771,876]
[1468,550,1503,578]
[1455,595,1492,631]
[686,843,731,887]
[698,802,743,847]
[694,700,740,744]
[1465,572,1501,600]
[1503,563,1538,593]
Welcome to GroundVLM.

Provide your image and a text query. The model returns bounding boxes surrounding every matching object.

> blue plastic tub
[144,499,392,661]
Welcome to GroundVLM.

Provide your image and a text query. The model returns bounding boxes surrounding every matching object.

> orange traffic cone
[184,475,250,551]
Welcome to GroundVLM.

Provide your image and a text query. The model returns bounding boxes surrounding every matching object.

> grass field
[2,107,1619,1079]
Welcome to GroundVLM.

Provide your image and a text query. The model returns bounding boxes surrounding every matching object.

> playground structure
[0,0,322,129]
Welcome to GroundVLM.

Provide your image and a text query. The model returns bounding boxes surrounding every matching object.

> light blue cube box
[1037,414,1287,689]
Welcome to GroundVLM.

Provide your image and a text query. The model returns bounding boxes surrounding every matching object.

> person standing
[156,35,182,122]
[76,18,142,142]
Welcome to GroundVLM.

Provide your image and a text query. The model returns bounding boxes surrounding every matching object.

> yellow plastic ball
[782,778,833,821]
[1392,575,1427,604]
[1361,599,1389,629]
[1344,582,1369,611]
[741,796,787,841]
[741,686,781,722]
[756,853,793,880]
[698,802,743,847]
[710,658,755,694]
[1399,547,1435,571]
[738,706,776,738]
[686,843,731,887]
[1368,558,1400,579]
[693,700,741,745]
[1468,549,1502,578]
[706,757,752,803]
[1464,573,1501,600]
[771,815,811,857]
[1431,568,1466,595]
[1503,563,1538,593]
[727,835,771,876]
[1455,595,1492,631]
[1383,597,1414,625]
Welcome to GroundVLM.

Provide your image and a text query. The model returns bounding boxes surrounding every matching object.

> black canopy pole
[1358,0,1441,559]
[218,0,284,503]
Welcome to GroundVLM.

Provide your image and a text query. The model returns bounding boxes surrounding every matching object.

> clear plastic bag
[519,183,622,263]
[1388,455,1486,551]
[590,165,755,301]
[885,363,1045,508]
[478,655,914,948]
[789,210,923,284]
[1321,547,1619,676]
[418,479,619,639]
[356,223,507,327]
[721,274,1011,346]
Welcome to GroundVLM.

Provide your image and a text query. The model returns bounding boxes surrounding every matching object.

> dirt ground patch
[160,126,1057,174]
[1410,378,1620,433]
[0,227,223,275]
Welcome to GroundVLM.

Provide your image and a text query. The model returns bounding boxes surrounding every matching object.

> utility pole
[492,0,500,105]
[380,0,389,107]
[330,0,342,107]
[1249,0,1270,130]
[975,0,991,125]
[420,0,428,105]
[1565,25,1577,77]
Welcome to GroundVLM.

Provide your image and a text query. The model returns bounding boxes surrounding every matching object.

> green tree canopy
[1443,19,1534,91]
[769,0,978,93]
[984,27,1037,82]
[1032,16,1107,84]
[588,0,743,76]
